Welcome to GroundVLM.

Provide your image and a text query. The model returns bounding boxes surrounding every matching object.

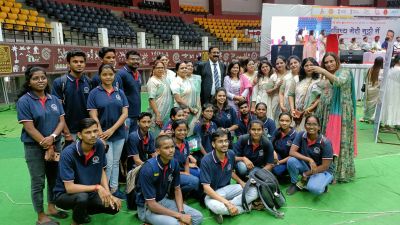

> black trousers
[55,192,118,223]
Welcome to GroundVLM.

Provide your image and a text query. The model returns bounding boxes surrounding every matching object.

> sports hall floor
[1,93,400,225]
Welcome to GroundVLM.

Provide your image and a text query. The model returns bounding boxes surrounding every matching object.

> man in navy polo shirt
[234,120,275,179]
[52,50,92,143]
[235,101,253,138]
[54,118,121,225]
[200,129,258,224]
[116,50,142,133]
[127,112,156,168]
[136,135,203,225]
[91,47,123,88]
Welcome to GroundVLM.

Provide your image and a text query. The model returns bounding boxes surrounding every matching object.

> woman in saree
[147,60,173,136]
[270,56,287,121]
[289,57,321,130]
[279,56,301,115]
[251,60,275,118]
[311,52,357,183]
[186,60,202,135]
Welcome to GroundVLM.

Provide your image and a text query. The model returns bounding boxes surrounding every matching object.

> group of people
[295,29,327,61]
[17,46,359,225]
[339,30,398,52]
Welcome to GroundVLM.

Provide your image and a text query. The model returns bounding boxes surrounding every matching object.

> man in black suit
[196,46,226,105]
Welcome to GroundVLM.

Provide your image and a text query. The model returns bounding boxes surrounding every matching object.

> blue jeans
[204,184,258,215]
[180,173,199,195]
[287,157,333,195]
[24,141,61,213]
[137,197,203,225]
[105,138,125,190]
[272,164,287,177]
[236,161,261,178]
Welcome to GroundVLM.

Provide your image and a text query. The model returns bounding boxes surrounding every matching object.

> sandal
[36,218,60,225]
[48,211,68,219]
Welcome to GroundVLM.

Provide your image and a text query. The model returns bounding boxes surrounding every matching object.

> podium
[326,33,342,55]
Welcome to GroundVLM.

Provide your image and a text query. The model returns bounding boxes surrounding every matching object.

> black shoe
[213,213,223,224]
[286,184,299,195]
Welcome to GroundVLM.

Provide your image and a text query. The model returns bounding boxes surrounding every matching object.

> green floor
[1,95,400,225]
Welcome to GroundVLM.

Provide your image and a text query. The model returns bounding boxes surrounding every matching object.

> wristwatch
[180,210,185,214]
[51,133,57,140]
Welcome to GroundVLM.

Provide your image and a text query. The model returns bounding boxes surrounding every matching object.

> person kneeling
[53,118,121,225]
[286,115,334,195]
[234,120,275,179]
[136,135,203,225]
[200,129,259,224]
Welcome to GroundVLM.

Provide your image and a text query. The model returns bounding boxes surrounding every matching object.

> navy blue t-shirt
[193,119,217,153]
[234,134,274,168]
[126,129,155,166]
[271,128,297,160]
[87,86,128,141]
[116,65,142,118]
[17,92,65,143]
[292,131,334,173]
[212,106,238,130]
[136,156,180,207]
[260,117,276,139]
[174,140,190,171]
[53,139,107,198]
[235,114,253,137]
[200,150,236,190]
[52,74,92,133]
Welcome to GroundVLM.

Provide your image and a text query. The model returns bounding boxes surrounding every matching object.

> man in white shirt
[371,36,382,51]
[361,36,371,51]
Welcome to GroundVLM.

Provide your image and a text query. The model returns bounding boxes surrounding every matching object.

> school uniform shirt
[193,119,218,153]
[271,128,297,159]
[162,119,173,132]
[261,117,276,138]
[126,129,155,166]
[235,114,254,137]
[116,65,142,118]
[292,131,334,174]
[200,150,236,190]
[53,139,106,198]
[87,86,128,142]
[91,72,123,89]
[52,74,92,133]
[136,156,180,207]
[212,106,238,130]
[234,134,274,168]
[17,92,64,143]
[174,140,190,171]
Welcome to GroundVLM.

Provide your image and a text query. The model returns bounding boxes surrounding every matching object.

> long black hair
[257,60,273,83]
[212,87,229,110]
[299,57,320,81]
[226,61,241,78]
[17,66,50,99]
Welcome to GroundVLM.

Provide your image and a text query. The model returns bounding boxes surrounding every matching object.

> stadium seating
[1,0,50,32]
[180,5,208,15]
[194,17,260,43]
[138,1,170,12]
[75,0,132,7]
[29,0,136,39]
[387,0,400,8]
[124,12,201,44]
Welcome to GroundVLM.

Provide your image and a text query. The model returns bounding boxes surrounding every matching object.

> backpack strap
[60,74,68,103]
[241,179,253,212]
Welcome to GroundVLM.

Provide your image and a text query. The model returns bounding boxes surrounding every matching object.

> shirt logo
[259,150,264,157]
[50,104,58,111]
[226,114,231,119]
[154,173,159,177]
[168,174,173,182]
[115,94,121,101]
[313,147,321,154]
[286,140,292,146]
[227,164,232,171]
[84,87,90,94]
[92,156,100,164]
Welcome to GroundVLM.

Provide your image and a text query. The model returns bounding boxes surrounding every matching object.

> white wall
[221,0,262,13]
[275,0,303,4]
[315,0,337,6]
[349,0,373,5]
[179,0,209,10]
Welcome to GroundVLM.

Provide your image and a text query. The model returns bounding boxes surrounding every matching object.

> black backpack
[242,168,286,218]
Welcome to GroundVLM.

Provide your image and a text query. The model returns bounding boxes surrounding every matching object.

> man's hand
[243,157,254,170]
[97,185,113,207]
[179,213,192,225]
[225,202,239,216]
